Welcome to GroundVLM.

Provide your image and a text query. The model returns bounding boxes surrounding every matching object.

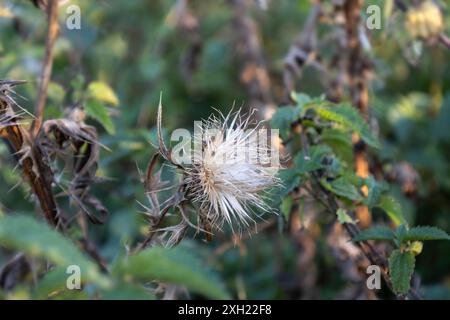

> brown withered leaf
[42,108,109,224]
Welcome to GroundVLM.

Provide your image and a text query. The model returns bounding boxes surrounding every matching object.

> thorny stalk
[0,81,61,228]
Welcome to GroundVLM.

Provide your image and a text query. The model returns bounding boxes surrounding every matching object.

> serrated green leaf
[281,196,293,220]
[363,176,389,208]
[87,81,119,106]
[352,226,396,242]
[276,168,301,198]
[376,196,406,226]
[403,226,450,241]
[294,145,332,174]
[321,177,362,201]
[0,215,110,289]
[270,105,301,141]
[85,99,116,134]
[389,249,415,295]
[313,104,380,148]
[113,246,229,299]
[395,224,408,245]
[321,128,353,166]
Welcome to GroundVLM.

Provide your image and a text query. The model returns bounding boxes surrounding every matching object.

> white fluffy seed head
[184,109,281,233]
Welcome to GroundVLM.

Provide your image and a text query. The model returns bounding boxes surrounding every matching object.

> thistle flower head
[184,109,280,232]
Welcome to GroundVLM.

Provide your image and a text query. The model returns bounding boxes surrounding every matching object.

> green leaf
[336,208,358,224]
[0,215,110,289]
[321,177,362,201]
[33,266,87,300]
[395,224,408,245]
[113,246,229,299]
[33,267,68,299]
[352,226,396,242]
[313,104,380,148]
[281,196,293,220]
[47,82,66,104]
[294,145,332,174]
[85,99,116,134]
[321,128,353,166]
[402,226,450,241]
[389,249,415,295]
[87,81,119,106]
[375,196,407,226]
[101,283,156,300]
[276,168,300,198]
[363,177,389,208]
[270,105,301,141]
[290,92,312,106]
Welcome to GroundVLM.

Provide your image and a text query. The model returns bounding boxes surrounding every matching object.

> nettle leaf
[87,81,119,106]
[277,168,301,198]
[0,215,110,289]
[402,226,450,241]
[321,128,353,166]
[375,196,406,226]
[321,177,362,201]
[294,145,332,174]
[85,99,116,134]
[290,92,312,106]
[363,176,389,208]
[352,226,396,242]
[395,224,408,245]
[389,249,415,295]
[281,196,293,220]
[270,105,301,141]
[113,246,229,299]
[313,104,380,148]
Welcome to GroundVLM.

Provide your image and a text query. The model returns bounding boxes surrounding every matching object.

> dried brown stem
[0,91,61,228]
[31,0,59,137]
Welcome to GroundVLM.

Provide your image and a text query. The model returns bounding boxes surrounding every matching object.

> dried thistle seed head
[183,109,281,233]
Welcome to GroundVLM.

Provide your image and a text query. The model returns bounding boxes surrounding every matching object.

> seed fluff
[183,108,281,233]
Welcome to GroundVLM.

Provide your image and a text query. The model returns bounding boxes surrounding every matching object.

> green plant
[271,92,450,298]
